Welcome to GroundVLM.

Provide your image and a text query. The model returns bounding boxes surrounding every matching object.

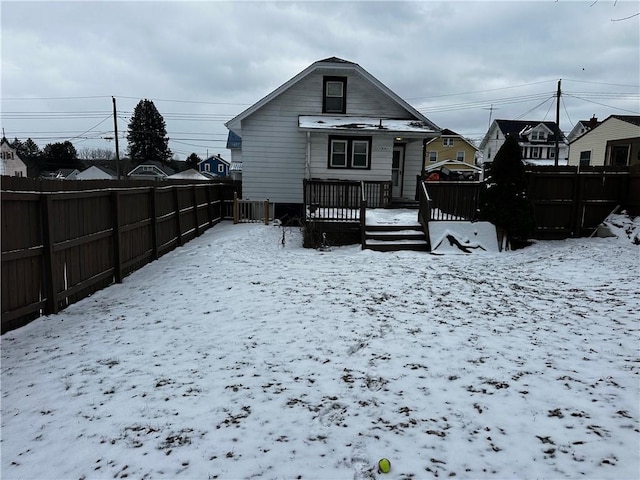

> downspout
[305,131,311,179]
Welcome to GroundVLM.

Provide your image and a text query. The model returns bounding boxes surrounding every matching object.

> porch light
[395,137,403,141]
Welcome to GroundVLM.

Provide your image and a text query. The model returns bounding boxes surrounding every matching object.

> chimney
[588,115,598,129]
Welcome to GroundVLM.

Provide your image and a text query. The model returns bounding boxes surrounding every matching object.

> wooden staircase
[363,224,429,252]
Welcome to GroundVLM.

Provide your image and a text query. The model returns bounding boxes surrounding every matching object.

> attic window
[323,77,347,114]
[531,130,546,141]
[443,138,454,146]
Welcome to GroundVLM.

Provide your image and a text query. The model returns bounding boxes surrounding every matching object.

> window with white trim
[328,136,371,169]
[428,151,437,163]
[323,77,347,114]
[456,151,465,162]
[443,138,454,146]
[531,147,540,158]
[531,130,546,141]
[204,164,211,172]
[218,164,225,173]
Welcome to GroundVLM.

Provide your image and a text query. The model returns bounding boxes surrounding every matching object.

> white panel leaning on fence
[233,192,274,224]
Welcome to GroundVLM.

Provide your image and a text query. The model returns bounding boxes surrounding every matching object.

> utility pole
[555,79,561,167]
[112,96,121,179]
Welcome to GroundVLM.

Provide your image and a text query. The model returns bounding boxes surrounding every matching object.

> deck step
[363,224,429,252]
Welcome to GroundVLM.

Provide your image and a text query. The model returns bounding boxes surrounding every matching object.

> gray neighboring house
[225,57,441,215]
[76,165,117,180]
[128,161,175,180]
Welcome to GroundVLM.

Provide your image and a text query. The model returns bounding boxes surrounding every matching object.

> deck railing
[423,181,482,220]
[233,193,274,224]
[303,179,391,222]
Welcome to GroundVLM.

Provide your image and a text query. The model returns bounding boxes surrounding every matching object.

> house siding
[238,67,421,204]
[568,117,640,166]
[0,142,27,177]
[402,141,424,199]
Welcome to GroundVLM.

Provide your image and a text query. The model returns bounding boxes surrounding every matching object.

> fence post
[233,191,239,224]
[150,188,159,260]
[111,191,123,283]
[41,194,58,315]
[360,198,367,249]
[206,184,213,227]
[192,185,200,236]
[174,187,184,246]
[264,199,269,225]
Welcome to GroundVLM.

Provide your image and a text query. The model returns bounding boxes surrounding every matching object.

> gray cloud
[1,1,638,158]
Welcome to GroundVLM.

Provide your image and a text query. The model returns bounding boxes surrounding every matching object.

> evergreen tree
[185,153,201,171]
[42,141,83,171]
[478,135,534,249]
[23,138,42,159]
[126,99,172,166]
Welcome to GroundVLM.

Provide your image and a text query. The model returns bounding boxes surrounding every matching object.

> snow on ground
[1,218,639,480]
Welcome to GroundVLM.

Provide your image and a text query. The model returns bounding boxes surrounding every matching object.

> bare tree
[78,147,115,160]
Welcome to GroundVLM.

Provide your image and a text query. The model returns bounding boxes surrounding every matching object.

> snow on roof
[299,116,438,135]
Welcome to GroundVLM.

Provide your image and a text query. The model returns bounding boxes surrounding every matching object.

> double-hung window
[443,138,454,146]
[323,77,347,114]
[579,151,591,167]
[456,151,465,162]
[329,136,371,169]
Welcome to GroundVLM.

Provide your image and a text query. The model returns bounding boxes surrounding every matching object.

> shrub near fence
[1,177,240,334]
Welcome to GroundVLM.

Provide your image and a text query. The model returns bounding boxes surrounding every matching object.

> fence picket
[2,179,238,334]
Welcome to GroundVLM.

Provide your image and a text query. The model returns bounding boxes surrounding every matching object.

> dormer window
[531,130,546,141]
[323,76,347,114]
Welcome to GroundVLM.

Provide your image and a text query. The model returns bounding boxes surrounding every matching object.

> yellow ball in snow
[378,458,391,473]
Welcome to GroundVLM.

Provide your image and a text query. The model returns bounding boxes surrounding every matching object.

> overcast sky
[1,0,639,160]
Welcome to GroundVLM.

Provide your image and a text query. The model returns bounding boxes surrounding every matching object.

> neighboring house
[566,116,601,143]
[479,119,568,166]
[76,165,117,180]
[169,169,210,180]
[198,154,230,177]
[568,115,640,167]
[45,168,80,180]
[229,160,243,181]
[225,57,441,214]
[424,129,480,180]
[128,161,175,180]
[0,137,28,177]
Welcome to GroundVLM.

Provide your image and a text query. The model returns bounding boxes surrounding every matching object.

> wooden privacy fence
[1,180,238,334]
[524,166,638,238]
[417,166,638,238]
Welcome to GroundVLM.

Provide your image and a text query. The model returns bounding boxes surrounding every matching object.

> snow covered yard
[1,219,638,480]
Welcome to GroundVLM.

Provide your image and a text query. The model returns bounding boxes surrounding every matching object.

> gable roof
[568,114,640,144]
[200,154,230,166]
[480,119,567,150]
[129,160,175,176]
[610,115,640,127]
[225,57,439,133]
[226,131,242,149]
[494,119,565,140]
[425,128,478,151]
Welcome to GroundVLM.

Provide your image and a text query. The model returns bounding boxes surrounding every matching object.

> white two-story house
[0,138,28,177]
[225,57,441,218]
[479,119,568,167]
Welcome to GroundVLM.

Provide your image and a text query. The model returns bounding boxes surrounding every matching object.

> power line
[405,79,556,101]
[563,93,640,114]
